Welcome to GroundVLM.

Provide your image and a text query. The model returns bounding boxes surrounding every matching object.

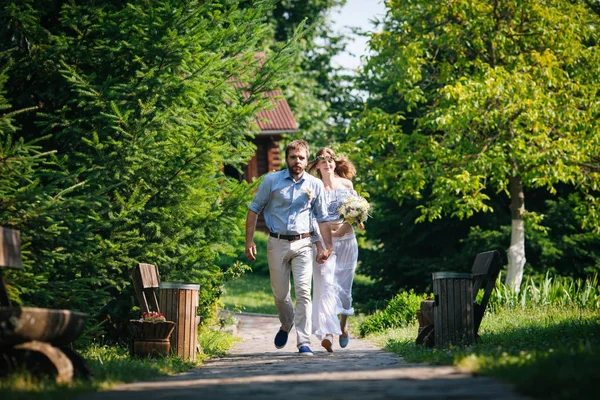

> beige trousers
[267,236,313,348]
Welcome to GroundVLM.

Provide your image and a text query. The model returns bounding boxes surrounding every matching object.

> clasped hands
[316,247,333,264]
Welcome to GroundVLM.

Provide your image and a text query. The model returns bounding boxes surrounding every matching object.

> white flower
[338,194,370,229]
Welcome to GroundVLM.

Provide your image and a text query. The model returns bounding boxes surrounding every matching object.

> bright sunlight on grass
[221,273,278,314]
[368,305,599,400]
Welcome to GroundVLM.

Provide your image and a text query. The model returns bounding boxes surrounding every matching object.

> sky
[328,0,387,72]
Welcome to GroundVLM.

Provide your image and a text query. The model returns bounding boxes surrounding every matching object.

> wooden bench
[130,263,202,360]
[416,250,502,347]
[131,262,162,314]
[0,227,92,382]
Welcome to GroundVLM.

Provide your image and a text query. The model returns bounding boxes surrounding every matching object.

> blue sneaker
[274,326,291,349]
[298,345,313,355]
[339,332,350,348]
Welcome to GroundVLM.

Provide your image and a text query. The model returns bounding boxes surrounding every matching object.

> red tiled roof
[256,90,299,133]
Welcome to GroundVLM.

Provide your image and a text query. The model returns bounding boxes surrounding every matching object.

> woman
[309,147,359,352]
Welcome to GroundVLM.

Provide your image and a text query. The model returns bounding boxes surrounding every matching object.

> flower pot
[129,320,175,340]
[133,339,170,357]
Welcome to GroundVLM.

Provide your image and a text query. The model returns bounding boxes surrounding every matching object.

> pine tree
[1,0,302,338]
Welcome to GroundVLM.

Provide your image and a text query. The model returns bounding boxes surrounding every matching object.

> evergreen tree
[1,0,302,338]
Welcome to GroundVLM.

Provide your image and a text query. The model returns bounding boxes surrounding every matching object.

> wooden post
[433,272,474,347]
[159,282,200,361]
[0,227,22,269]
[417,299,434,335]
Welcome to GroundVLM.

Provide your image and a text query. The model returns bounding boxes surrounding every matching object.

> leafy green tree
[265,0,364,145]
[350,0,600,291]
[1,0,302,337]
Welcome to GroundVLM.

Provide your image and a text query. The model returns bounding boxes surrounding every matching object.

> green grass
[369,305,599,400]
[0,344,196,400]
[0,324,236,399]
[220,271,370,336]
[221,272,279,314]
[358,273,600,399]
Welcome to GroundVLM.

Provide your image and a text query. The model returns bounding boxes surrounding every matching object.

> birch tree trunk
[505,175,526,292]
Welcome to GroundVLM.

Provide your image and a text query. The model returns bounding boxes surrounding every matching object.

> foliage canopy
[0,0,302,338]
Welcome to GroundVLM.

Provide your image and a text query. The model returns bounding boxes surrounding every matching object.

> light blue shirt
[249,169,329,235]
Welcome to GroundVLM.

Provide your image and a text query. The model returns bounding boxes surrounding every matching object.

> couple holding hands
[245,140,363,355]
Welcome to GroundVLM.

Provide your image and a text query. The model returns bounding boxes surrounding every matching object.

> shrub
[359,290,429,336]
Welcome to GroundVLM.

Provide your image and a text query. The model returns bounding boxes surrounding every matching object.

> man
[245,139,333,355]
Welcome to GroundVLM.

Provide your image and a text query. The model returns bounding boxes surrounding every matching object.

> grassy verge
[369,306,599,400]
[220,271,371,338]
[221,272,278,314]
[0,324,237,399]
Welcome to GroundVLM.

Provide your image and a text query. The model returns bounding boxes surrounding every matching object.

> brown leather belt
[269,232,312,241]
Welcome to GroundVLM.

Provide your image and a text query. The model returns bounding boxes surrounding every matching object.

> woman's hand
[317,247,333,264]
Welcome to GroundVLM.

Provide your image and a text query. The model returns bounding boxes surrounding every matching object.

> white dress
[312,188,359,341]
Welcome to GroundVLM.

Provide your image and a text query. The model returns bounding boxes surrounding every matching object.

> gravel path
[81,313,528,400]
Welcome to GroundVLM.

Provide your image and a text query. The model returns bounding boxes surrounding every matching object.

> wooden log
[133,339,170,357]
[0,307,87,347]
[159,282,200,361]
[58,346,94,379]
[433,272,474,347]
[0,341,75,384]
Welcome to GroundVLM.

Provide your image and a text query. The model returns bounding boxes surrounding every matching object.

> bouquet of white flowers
[338,194,370,229]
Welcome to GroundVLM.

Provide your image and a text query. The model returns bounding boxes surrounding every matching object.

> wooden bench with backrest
[0,226,92,382]
[130,262,202,359]
[131,262,161,314]
[416,250,502,347]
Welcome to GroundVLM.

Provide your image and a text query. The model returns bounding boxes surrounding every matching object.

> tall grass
[490,272,599,311]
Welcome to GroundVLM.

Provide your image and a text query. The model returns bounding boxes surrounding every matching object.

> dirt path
[82,313,528,399]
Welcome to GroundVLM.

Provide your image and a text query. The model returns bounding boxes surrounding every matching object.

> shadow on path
[81,313,528,400]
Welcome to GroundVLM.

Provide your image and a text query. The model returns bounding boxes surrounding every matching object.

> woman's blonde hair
[308,147,356,180]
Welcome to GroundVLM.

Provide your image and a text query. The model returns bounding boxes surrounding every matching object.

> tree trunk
[505,175,526,292]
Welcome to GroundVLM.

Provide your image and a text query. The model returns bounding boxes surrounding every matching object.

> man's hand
[245,242,257,261]
[245,210,258,262]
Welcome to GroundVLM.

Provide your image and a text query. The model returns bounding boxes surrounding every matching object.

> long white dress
[312,188,359,341]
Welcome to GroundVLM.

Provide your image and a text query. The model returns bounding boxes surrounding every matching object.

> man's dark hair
[285,139,310,159]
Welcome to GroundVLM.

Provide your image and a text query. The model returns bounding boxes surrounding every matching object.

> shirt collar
[285,169,305,183]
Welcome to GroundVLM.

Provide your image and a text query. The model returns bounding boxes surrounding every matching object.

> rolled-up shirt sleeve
[249,175,272,214]
[312,181,329,223]
[310,214,320,243]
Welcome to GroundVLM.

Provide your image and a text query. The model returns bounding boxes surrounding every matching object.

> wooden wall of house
[244,134,282,182]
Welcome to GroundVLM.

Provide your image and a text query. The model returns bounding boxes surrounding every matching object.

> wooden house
[224,89,299,232]
[244,89,299,182]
